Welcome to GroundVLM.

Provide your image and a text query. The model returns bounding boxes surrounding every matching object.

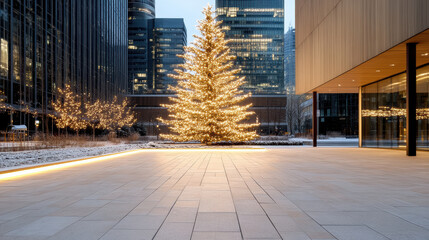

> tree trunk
[44,114,48,140]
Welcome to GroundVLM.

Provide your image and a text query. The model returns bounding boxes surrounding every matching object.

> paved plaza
[0,147,428,240]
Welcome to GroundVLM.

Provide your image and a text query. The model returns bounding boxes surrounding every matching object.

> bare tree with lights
[52,84,87,136]
[99,96,136,133]
[158,5,259,144]
[85,99,104,140]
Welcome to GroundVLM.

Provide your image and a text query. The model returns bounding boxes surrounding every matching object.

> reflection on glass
[216,0,285,94]
[0,38,8,77]
[362,65,429,149]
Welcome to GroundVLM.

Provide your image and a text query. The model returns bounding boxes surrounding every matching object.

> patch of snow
[0,143,143,169]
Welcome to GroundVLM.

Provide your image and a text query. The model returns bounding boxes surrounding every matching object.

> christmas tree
[159,5,259,144]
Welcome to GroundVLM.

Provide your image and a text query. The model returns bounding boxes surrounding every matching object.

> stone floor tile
[279,231,311,240]
[270,215,301,232]
[148,207,171,216]
[153,222,194,240]
[191,231,242,240]
[165,207,198,223]
[324,225,389,240]
[114,215,165,230]
[199,191,235,213]
[174,200,199,208]
[234,199,266,215]
[83,202,137,221]
[5,216,80,237]
[99,229,156,240]
[194,212,240,232]
[237,214,281,239]
[47,220,116,240]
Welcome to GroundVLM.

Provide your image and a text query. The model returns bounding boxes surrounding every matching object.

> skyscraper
[148,19,187,94]
[127,1,187,134]
[284,27,295,94]
[128,0,155,94]
[215,0,286,134]
[216,0,285,94]
[0,0,128,132]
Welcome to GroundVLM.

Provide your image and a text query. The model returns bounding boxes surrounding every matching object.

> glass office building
[216,0,285,94]
[0,0,128,131]
[362,65,429,149]
[128,0,155,94]
[147,18,186,94]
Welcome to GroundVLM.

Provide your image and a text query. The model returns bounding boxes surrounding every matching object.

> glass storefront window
[417,66,429,149]
[362,65,429,150]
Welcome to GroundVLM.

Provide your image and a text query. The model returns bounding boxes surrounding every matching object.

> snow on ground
[0,143,142,169]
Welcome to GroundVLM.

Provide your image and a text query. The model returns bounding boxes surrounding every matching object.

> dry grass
[35,135,104,148]
[125,133,141,143]
[1,132,144,152]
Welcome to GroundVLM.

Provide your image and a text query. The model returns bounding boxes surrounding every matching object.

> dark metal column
[358,87,363,148]
[313,91,318,147]
[406,43,417,156]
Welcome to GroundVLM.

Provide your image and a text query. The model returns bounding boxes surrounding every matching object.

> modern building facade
[216,0,285,95]
[284,27,295,94]
[147,18,186,94]
[296,0,429,154]
[127,1,187,133]
[0,0,128,132]
[128,0,155,94]
[285,26,358,137]
[215,0,287,134]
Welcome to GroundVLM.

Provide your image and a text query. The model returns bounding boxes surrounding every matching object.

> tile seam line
[96,154,185,240]
[227,152,283,240]
[237,153,283,239]
[151,153,203,240]
[189,152,209,240]
[274,177,341,240]
[373,202,429,233]
[322,224,393,240]
[222,153,245,240]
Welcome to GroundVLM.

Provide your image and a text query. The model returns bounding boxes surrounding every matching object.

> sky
[156,0,295,44]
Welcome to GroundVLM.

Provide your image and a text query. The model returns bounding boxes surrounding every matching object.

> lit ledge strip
[0,148,266,181]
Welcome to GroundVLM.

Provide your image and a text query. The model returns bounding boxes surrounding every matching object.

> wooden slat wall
[296,0,429,94]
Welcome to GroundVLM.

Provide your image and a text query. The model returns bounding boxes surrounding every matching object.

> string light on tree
[99,96,136,132]
[158,5,259,144]
[85,99,104,140]
[52,84,87,136]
